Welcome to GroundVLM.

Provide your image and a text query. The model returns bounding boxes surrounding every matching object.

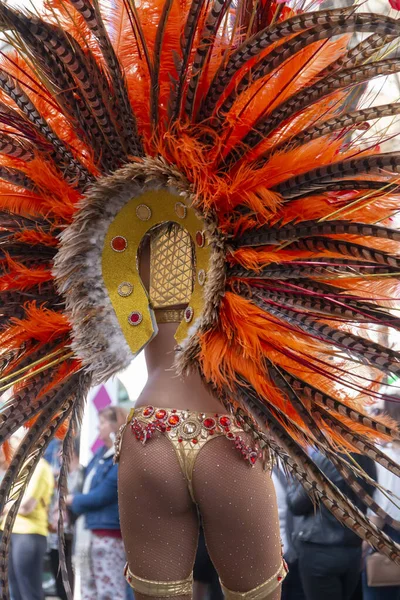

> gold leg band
[220,562,288,600]
[125,564,193,597]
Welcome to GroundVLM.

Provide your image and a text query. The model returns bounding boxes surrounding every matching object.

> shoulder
[86,447,106,469]
[93,449,117,475]
[93,447,107,460]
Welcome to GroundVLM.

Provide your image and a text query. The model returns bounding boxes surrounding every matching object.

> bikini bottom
[116,407,287,597]
[115,405,268,502]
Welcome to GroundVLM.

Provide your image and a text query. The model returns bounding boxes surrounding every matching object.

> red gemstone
[143,406,154,417]
[111,235,127,252]
[184,307,193,323]
[128,311,142,326]
[209,429,215,435]
[155,409,167,421]
[227,432,234,439]
[203,417,216,430]
[219,416,231,427]
[277,576,283,582]
[168,414,180,426]
[249,452,258,465]
[196,231,205,247]
[178,438,183,443]
[192,438,198,444]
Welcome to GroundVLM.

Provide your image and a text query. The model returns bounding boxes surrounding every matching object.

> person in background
[271,466,288,554]
[48,437,84,600]
[287,450,376,600]
[6,457,54,600]
[362,397,400,600]
[272,465,306,600]
[67,406,128,600]
[44,438,62,471]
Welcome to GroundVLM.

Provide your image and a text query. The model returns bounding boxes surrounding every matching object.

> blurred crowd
[1,399,400,600]
[277,394,400,600]
[1,406,134,600]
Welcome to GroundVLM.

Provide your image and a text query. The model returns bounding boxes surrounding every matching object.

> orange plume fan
[0,1,399,596]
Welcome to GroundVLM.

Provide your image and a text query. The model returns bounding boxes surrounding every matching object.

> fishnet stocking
[118,429,199,600]
[118,426,282,600]
[192,435,282,600]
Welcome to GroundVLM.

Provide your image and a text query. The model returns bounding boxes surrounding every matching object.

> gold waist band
[154,308,185,323]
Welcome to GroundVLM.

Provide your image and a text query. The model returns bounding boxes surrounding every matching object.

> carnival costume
[1,0,400,597]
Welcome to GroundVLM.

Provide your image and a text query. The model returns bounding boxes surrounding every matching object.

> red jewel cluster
[131,407,260,466]
[233,436,259,465]
[131,407,180,442]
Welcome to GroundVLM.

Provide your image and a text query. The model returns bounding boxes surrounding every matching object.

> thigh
[342,549,362,600]
[9,536,22,600]
[92,536,127,600]
[118,429,199,582]
[11,533,46,600]
[81,552,97,600]
[298,546,341,600]
[192,436,282,599]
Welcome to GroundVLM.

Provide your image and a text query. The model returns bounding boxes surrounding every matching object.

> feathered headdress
[0,0,400,596]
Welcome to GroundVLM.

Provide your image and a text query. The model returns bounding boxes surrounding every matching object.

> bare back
[136,322,222,413]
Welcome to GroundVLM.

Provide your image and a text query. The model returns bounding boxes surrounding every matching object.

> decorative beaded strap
[131,406,261,466]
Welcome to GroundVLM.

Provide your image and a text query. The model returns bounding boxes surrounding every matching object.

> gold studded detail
[118,282,133,297]
[179,420,202,440]
[196,231,205,247]
[184,306,194,323]
[198,269,206,286]
[174,202,187,219]
[136,204,152,221]
[111,235,127,252]
[128,311,143,326]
